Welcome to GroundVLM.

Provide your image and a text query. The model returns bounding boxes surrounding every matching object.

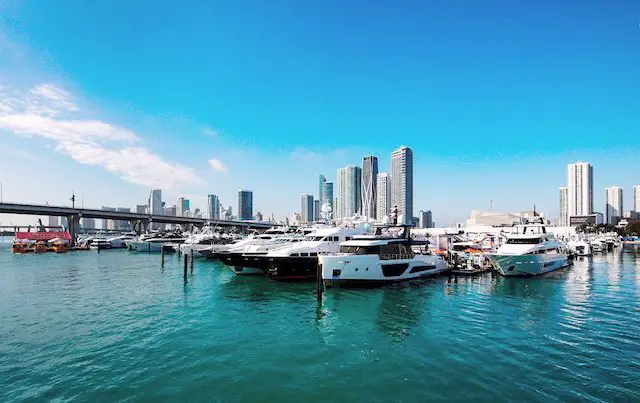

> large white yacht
[265,226,367,281]
[487,221,569,276]
[220,235,305,275]
[319,224,449,287]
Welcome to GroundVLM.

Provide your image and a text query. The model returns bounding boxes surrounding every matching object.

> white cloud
[0,84,204,189]
[208,158,228,172]
[203,126,223,137]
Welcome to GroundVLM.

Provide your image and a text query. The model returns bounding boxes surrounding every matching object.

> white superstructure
[487,222,569,276]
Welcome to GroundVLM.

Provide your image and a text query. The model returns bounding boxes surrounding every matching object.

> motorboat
[590,239,606,254]
[203,227,294,260]
[567,239,591,257]
[266,227,368,281]
[319,224,449,287]
[90,237,112,250]
[486,221,569,276]
[220,235,304,275]
[128,232,187,252]
[107,232,138,249]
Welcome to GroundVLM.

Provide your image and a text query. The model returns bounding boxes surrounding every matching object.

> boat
[127,231,187,252]
[12,228,72,254]
[90,236,112,250]
[590,239,606,254]
[567,239,591,257]
[220,235,305,275]
[204,227,295,260]
[107,232,137,249]
[266,227,368,281]
[319,223,449,287]
[486,220,569,276]
[33,241,48,253]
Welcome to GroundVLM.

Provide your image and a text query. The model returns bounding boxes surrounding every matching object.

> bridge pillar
[67,214,80,246]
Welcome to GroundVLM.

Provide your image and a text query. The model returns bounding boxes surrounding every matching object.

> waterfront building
[634,185,640,212]
[391,146,414,222]
[150,189,162,230]
[101,206,117,231]
[207,194,220,220]
[314,199,320,221]
[238,190,253,221]
[116,207,131,231]
[567,162,593,220]
[336,166,362,219]
[323,182,334,219]
[48,216,59,228]
[559,187,568,226]
[163,205,177,230]
[135,205,148,214]
[362,156,378,220]
[301,194,314,223]
[419,210,433,228]
[223,206,233,221]
[81,217,95,230]
[376,173,391,221]
[605,186,623,225]
[255,211,263,222]
[176,197,190,217]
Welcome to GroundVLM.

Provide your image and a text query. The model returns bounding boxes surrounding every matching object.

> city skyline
[1,2,640,226]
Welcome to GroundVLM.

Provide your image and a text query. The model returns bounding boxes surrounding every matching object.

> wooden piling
[316,263,323,300]
[148,243,151,254]
[190,249,194,272]
[183,254,188,278]
[161,246,165,266]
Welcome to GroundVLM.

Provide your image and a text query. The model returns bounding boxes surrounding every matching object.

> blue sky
[1,0,639,225]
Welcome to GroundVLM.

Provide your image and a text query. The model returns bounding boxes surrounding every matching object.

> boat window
[506,238,541,244]
[339,246,380,254]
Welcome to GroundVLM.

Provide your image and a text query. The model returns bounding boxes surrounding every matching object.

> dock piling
[161,246,165,266]
[190,249,194,272]
[316,263,323,300]
[183,254,188,278]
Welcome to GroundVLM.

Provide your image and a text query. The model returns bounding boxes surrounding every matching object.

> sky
[1,0,639,226]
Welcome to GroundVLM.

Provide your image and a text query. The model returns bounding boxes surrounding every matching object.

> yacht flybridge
[319,224,448,287]
[487,221,569,276]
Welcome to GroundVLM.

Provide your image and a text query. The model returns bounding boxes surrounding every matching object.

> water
[1,245,639,402]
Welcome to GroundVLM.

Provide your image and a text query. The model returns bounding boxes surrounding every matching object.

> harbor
[1,239,639,401]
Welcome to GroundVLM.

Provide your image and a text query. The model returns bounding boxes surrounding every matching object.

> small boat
[90,237,112,250]
[128,232,186,253]
[590,240,606,254]
[486,220,569,276]
[12,241,34,254]
[107,233,137,249]
[320,223,449,287]
[51,241,69,253]
[33,241,48,253]
[567,240,591,257]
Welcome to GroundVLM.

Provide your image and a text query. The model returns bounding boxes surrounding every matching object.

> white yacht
[89,236,112,250]
[107,232,138,249]
[265,227,367,281]
[220,235,304,275]
[128,232,187,252]
[567,239,591,257]
[319,224,449,287]
[203,227,297,260]
[487,221,569,276]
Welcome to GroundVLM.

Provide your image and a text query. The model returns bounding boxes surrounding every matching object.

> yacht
[90,236,112,250]
[128,232,187,252]
[567,239,591,257]
[202,227,296,260]
[319,224,449,287]
[486,221,569,276]
[107,232,138,249]
[265,227,367,281]
[220,235,304,275]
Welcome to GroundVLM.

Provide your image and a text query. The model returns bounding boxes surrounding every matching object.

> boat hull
[128,242,164,253]
[319,254,449,288]
[267,257,318,281]
[220,253,268,275]
[487,254,568,276]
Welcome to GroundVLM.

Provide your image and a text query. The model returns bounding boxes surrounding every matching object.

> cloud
[0,83,204,189]
[208,158,228,172]
[203,126,223,137]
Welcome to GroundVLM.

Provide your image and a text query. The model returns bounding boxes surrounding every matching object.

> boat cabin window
[339,245,380,254]
[506,238,541,244]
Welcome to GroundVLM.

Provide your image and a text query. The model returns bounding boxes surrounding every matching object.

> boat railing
[379,253,415,260]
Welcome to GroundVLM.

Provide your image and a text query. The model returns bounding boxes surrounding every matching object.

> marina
[1,240,639,401]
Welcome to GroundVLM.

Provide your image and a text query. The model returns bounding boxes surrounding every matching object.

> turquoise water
[1,244,639,402]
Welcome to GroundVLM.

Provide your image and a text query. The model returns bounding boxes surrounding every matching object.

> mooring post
[183,254,188,278]
[190,249,194,272]
[161,246,165,266]
[316,263,323,301]
[148,243,151,254]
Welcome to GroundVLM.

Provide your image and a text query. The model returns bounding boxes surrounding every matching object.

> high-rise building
[163,205,176,230]
[116,207,131,231]
[314,199,320,221]
[391,146,414,223]
[323,182,334,219]
[336,166,362,219]
[238,190,253,220]
[207,194,220,220]
[224,206,233,221]
[559,187,568,227]
[419,210,433,229]
[319,175,326,203]
[605,186,623,225]
[176,197,191,217]
[48,216,59,228]
[255,211,263,222]
[376,173,391,221]
[362,156,379,219]
[300,194,314,223]
[633,185,640,212]
[135,205,148,214]
[150,189,162,230]
[101,206,117,230]
[81,217,95,230]
[567,162,593,219]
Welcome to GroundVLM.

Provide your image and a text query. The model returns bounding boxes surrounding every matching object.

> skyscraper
[567,162,593,219]
[633,185,640,212]
[323,182,334,219]
[605,186,623,225]
[238,190,253,220]
[207,194,220,220]
[559,187,568,226]
[319,175,326,203]
[336,166,361,219]
[81,217,96,230]
[361,155,379,219]
[376,173,391,221]
[135,205,148,214]
[391,146,414,222]
[116,207,131,231]
[150,189,162,230]
[48,216,59,228]
[314,199,320,221]
[101,206,117,230]
[419,210,433,229]
[176,197,191,217]
[301,194,314,223]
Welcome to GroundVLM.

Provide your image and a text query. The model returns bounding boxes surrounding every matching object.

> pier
[0,202,273,245]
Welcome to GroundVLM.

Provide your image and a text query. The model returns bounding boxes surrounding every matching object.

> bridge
[0,202,273,244]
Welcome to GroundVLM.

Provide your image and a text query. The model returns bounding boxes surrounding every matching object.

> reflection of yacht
[320,224,448,287]
[487,221,569,276]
